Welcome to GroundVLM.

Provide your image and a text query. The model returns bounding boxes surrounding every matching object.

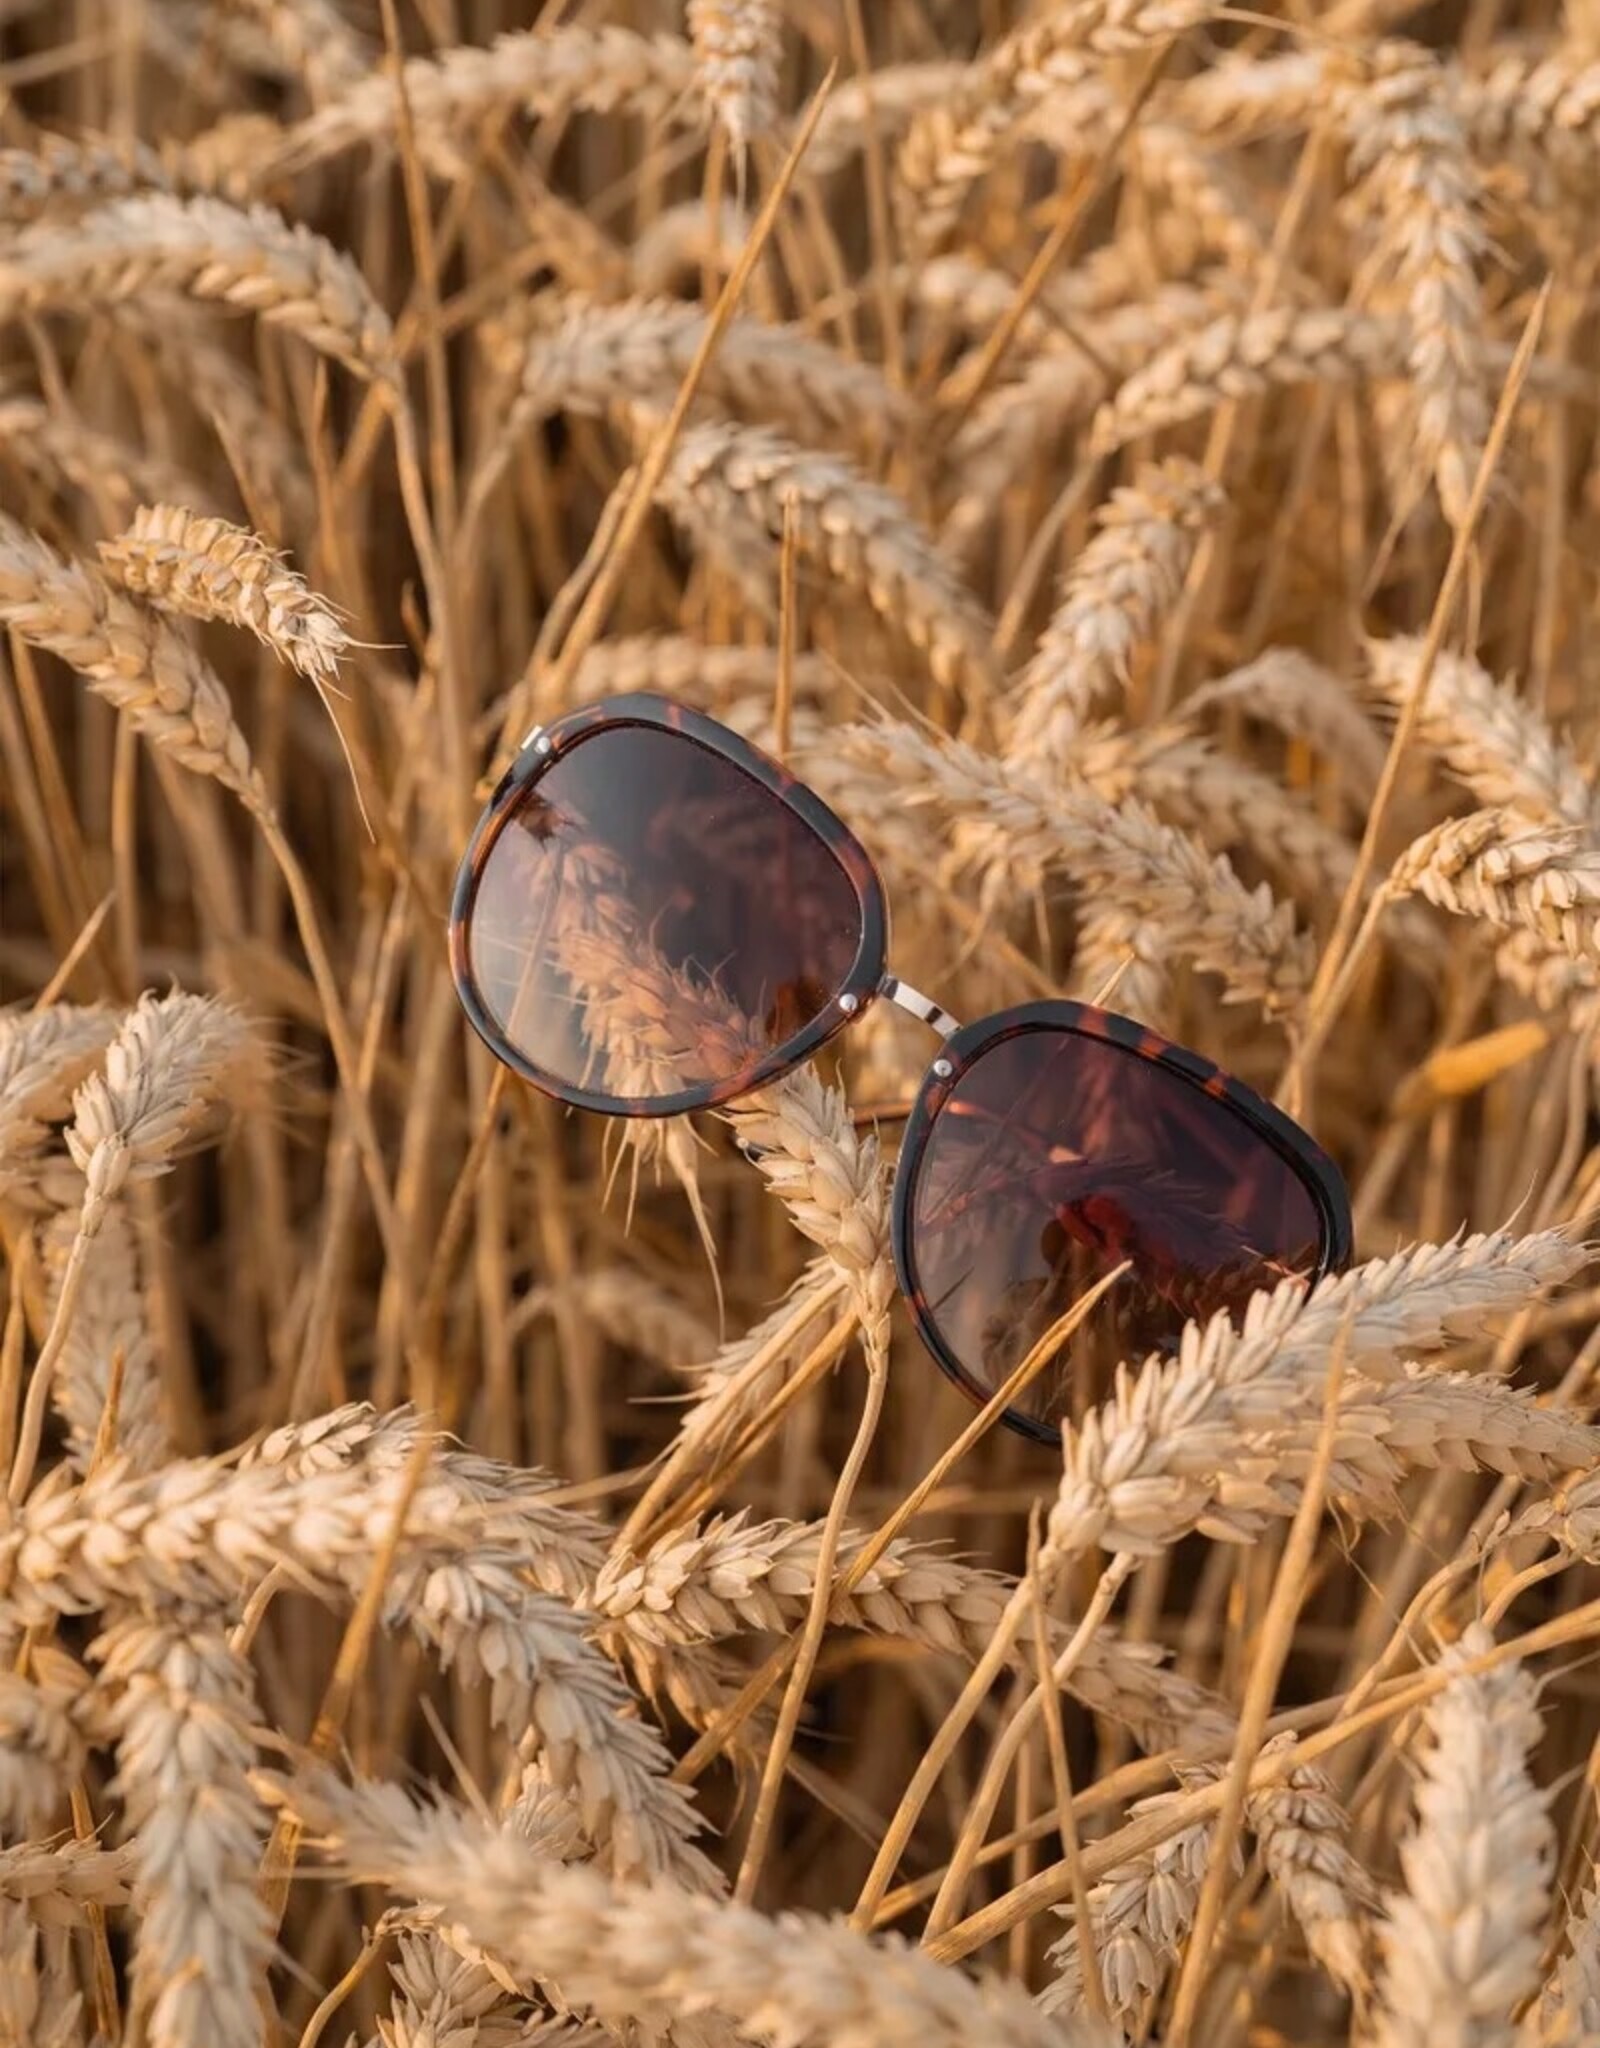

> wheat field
[4,2,1600,2044]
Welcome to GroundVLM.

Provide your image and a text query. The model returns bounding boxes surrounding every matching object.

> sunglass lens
[902,1022,1332,1438]
[460,719,870,1110]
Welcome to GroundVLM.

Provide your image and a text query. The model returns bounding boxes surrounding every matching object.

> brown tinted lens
[465,723,865,1108]
[906,1027,1324,1435]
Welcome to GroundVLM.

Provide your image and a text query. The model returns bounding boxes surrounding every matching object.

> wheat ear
[0,1005,117,1209]
[0,133,171,225]
[1335,43,1491,529]
[1088,306,1404,458]
[1370,1624,1553,2046]
[1388,811,1600,962]
[655,419,1000,704]
[1006,456,1225,763]
[0,1648,89,1837]
[11,994,257,1503]
[895,0,1207,248]
[92,1616,272,2048]
[1042,1772,1222,2022]
[0,194,395,380]
[99,504,348,688]
[261,27,701,182]
[1365,637,1596,829]
[689,1,781,155]
[1048,1229,1585,1560]
[267,1766,1114,2048]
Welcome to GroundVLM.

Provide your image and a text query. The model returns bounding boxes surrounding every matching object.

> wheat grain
[100,504,348,687]
[1371,1624,1553,2048]
[0,1838,132,1920]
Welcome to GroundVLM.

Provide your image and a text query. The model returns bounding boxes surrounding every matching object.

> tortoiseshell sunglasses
[449,694,1353,1443]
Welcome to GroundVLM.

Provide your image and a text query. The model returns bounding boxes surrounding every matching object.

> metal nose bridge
[879,975,961,1040]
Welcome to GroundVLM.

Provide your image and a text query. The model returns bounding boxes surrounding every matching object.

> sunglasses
[449,694,1353,1444]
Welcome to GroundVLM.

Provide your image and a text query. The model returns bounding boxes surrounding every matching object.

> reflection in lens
[905,1027,1325,1435]
[465,722,865,1108]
